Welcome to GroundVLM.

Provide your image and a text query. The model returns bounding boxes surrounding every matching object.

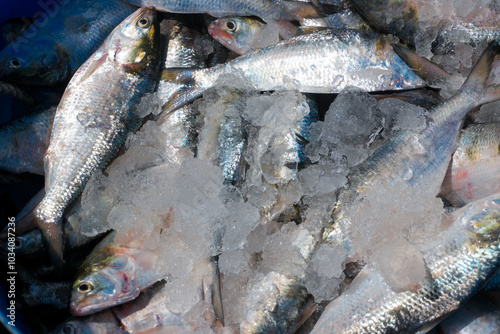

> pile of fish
[0,0,499,333]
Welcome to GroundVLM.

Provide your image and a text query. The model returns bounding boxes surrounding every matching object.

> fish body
[440,122,500,207]
[436,293,500,333]
[122,0,315,21]
[163,29,426,112]
[0,0,136,85]
[0,107,55,175]
[311,194,500,333]
[15,7,161,273]
[70,230,162,316]
[350,0,500,51]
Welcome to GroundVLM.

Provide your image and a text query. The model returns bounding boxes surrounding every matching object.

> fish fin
[38,219,64,278]
[161,87,205,114]
[292,298,317,332]
[391,43,452,85]
[271,20,301,39]
[283,1,342,20]
[461,41,500,105]
[204,256,225,326]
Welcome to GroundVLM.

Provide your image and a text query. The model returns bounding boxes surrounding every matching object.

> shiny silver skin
[0,107,55,175]
[436,293,500,334]
[440,122,500,207]
[15,7,161,274]
[122,0,316,21]
[0,0,136,85]
[311,194,500,333]
[162,29,426,113]
[350,0,500,51]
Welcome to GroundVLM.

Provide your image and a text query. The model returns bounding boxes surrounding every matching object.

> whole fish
[0,107,55,175]
[440,122,500,207]
[436,293,500,334]
[310,193,500,333]
[162,29,428,113]
[350,0,500,53]
[0,0,136,86]
[10,7,161,275]
[122,0,319,22]
[240,41,500,332]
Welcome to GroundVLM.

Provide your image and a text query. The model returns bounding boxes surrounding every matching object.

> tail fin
[460,41,500,106]
[391,43,451,86]
[160,68,206,114]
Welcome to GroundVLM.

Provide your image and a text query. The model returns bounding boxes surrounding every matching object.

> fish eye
[225,20,237,32]
[62,324,77,334]
[9,58,22,69]
[137,17,150,28]
[77,282,94,293]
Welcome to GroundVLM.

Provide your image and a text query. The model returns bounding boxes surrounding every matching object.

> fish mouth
[208,24,233,45]
[70,299,95,316]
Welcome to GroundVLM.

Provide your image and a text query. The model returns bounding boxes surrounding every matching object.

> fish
[122,0,320,22]
[0,0,136,85]
[350,0,500,53]
[162,29,428,113]
[436,293,500,333]
[240,41,500,333]
[1,17,36,44]
[440,122,500,207]
[0,107,55,175]
[310,193,500,333]
[52,310,127,334]
[70,230,163,316]
[10,6,161,275]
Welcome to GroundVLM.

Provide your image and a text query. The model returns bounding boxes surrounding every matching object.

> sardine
[11,7,161,275]
[0,107,55,175]
[241,41,500,333]
[0,0,136,86]
[310,194,500,333]
[436,293,500,334]
[350,0,500,53]
[440,122,500,207]
[162,30,427,113]
[70,230,163,316]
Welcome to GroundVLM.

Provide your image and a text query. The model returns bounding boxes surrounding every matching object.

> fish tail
[460,40,500,105]
[160,68,205,113]
[37,218,64,278]
[391,43,452,85]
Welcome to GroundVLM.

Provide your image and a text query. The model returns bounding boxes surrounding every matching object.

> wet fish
[1,17,36,44]
[0,107,55,175]
[11,7,161,275]
[122,0,319,22]
[52,310,127,334]
[241,41,500,333]
[350,0,500,52]
[440,122,500,207]
[162,29,427,113]
[311,194,500,333]
[70,230,163,316]
[436,293,500,333]
[0,0,136,85]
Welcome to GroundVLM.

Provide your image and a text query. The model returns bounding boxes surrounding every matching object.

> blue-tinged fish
[440,122,500,207]
[162,29,428,113]
[436,293,500,333]
[310,194,500,333]
[0,80,34,105]
[0,107,55,175]
[9,7,161,275]
[0,0,136,85]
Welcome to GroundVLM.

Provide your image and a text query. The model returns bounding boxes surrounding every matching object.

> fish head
[70,252,140,316]
[0,35,70,85]
[107,7,160,71]
[53,311,126,334]
[208,17,265,55]
[14,230,44,256]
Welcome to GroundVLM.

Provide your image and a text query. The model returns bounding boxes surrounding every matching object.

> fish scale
[12,7,161,275]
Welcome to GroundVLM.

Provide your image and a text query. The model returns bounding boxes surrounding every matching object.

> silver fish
[162,30,427,113]
[0,107,55,175]
[0,0,136,85]
[311,193,500,333]
[12,7,161,275]
[440,122,500,207]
